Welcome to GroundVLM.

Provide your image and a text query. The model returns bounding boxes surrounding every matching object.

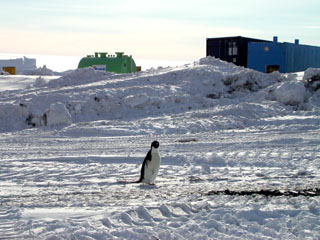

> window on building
[232,42,238,55]
[228,42,233,56]
[228,42,238,56]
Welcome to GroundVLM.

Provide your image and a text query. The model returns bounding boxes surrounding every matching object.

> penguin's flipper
[143,150,152,167]
[138,149,152,182]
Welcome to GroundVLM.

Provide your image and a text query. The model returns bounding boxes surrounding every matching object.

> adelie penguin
[137,141,161,184]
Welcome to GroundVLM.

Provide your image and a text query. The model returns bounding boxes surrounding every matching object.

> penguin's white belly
[143,150,161,183]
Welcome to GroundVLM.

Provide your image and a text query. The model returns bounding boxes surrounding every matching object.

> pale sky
[1,0,320,61]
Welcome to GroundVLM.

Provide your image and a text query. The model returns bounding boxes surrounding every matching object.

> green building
[78,52,138,73]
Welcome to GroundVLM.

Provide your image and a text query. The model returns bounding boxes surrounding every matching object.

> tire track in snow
[0,208,22,239]
[1,165,319,210]
[0,130,319,238]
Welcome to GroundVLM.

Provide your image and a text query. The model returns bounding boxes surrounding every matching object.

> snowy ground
[0,58,319,239]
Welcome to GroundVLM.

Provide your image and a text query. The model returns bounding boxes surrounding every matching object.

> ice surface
[0,57,319,239]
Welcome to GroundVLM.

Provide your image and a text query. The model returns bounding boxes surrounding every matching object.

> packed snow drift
[0,57,319,239]
[1,57,319,133]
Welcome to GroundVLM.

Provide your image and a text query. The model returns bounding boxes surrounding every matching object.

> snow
[0,57,319,239]
[272,81,306,106]
[303,68,320,82]
[43,102,72,126]
[0,75,58,91]
[23,65,54,76]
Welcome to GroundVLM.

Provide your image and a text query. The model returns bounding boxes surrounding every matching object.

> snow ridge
[0,57,319,133]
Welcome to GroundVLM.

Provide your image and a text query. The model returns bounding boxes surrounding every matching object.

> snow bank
[0,101,72,131]
[0,57,319,133]
[33,76,48,87]
[23,65,54,76]
[47,67,114,87]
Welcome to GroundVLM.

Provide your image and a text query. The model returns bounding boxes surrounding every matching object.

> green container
[78,52,137,73]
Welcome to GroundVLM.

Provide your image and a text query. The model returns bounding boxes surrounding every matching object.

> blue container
[247,42,286,73]
[285,43,320,72]
[248,40,320,73]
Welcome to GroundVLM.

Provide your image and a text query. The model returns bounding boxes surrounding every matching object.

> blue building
[207,36,320,73]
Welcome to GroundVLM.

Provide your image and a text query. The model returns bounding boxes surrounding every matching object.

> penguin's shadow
[115,180,159,189]
[138,184,158,190]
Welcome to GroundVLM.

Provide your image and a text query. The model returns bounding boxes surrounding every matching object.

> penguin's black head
[151,141,159,149]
